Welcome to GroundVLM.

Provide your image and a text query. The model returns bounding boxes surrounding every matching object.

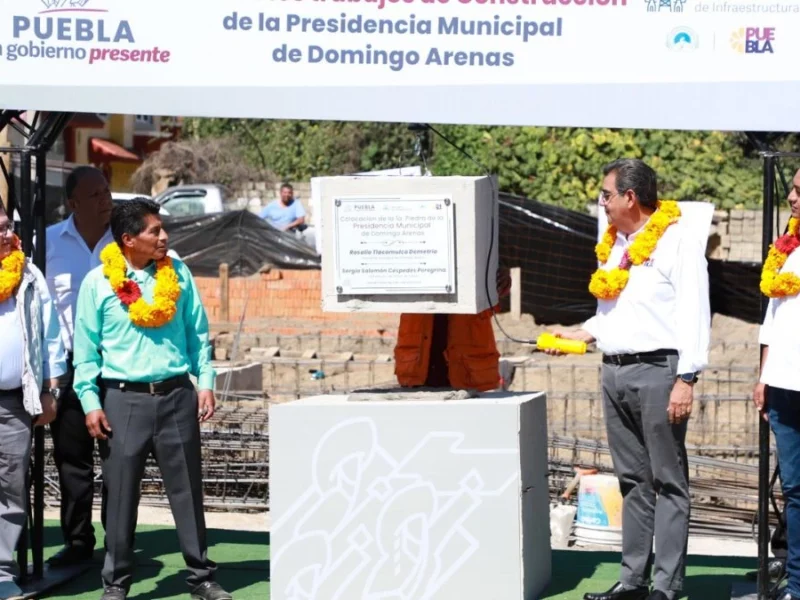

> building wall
[194,269,398,335]
[109,161,139,192]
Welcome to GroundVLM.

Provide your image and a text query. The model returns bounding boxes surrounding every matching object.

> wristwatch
[48,387,62,403]
[678,372,699,385]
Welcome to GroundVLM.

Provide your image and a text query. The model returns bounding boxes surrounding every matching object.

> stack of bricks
[194,269,399,337]
[710,209,791,263]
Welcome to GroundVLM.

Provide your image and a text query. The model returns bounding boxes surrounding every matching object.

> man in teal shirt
[73,198,232,600]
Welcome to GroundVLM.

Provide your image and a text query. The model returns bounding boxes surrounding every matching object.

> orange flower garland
[589,201,681,300]
[760,217,800,298]
[0,235,24,303]
[100,242,181,328]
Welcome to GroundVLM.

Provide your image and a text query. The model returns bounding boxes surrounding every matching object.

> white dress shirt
[0,298,24,389]
[583,221,711,374]
[759,248,800,392]
[45,217,115,353]
[45,216,180,353]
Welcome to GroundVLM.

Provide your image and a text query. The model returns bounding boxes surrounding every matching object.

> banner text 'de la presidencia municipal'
[0,0,799,132]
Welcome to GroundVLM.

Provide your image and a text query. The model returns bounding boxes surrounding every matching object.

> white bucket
[574,474,623,547]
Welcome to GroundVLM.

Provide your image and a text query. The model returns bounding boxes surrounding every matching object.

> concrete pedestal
[270,391,551,600]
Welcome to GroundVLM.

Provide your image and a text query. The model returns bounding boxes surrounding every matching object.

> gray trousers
[99,380,216,590]
[601,354,690,593]
[0,390,31,583]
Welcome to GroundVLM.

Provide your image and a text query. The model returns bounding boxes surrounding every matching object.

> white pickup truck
[152,184,225,217]
[112,184,226,218]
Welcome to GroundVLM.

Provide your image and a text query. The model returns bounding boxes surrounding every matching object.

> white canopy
[0,0,798,130]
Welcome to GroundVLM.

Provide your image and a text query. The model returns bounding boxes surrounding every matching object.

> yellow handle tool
[536,333,587,355]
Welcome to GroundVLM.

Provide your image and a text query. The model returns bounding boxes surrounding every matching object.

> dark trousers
[50,381,98,550]
[99,380,215,590]
[769,387,800,597]
[602,354,690,593]
[0,389,31,582]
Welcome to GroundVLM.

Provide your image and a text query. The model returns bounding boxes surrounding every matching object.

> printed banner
[0,0,798,130]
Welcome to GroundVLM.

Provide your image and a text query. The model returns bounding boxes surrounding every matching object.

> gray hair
[603,158,658,209]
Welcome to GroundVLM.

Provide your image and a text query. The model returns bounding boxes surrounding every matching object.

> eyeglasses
[598,190,626,206]
[0,223,13,236]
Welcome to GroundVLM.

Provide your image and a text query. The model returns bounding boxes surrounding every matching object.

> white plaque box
[270,391,551,600]
[318,175,499,314]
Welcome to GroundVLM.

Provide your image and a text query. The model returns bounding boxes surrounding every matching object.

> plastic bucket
[574,474,623,547]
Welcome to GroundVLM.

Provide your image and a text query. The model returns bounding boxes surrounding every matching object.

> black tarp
[497,193,764,326]
[162,201,764,326]
[499,193,598,325]
[162,210,320,276]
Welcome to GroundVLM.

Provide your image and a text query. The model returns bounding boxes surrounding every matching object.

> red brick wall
[195,269,399,336]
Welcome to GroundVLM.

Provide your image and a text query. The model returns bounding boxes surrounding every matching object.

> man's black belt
[602,349,678,366]
[102,374,189,396]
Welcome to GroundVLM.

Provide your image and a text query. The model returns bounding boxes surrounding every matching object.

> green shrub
[183,119,782,210]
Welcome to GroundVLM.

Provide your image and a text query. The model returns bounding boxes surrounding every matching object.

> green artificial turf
[37,523,753,600]
[39,521,268,600]
[544,549,755,600]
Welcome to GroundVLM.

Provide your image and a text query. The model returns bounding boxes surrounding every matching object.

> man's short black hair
[111,198,161,247]
[280,182,293,191]
[603,158,659,209]
[65,165,103,200]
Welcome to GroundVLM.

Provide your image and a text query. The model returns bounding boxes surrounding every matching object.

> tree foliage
[184,119,419,182]
[131,137,267,196]
[182,120,797,210]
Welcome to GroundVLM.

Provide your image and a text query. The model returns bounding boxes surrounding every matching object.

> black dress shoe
[583,582,650,600]
[747,558,786,581]
[100,586,127,600]
[190,582,233,600]
[46,545,94,567]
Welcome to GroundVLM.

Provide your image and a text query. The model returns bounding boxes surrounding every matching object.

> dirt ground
[43,506,270,533]
[225,311,763,452]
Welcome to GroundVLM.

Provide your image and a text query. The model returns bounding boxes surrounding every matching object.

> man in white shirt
[0,203,65,600]
[45,165,115,567]
[753,168,800,600]
[548,159,710,600]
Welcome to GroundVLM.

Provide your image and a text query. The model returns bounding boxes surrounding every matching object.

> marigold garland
[0,235,24,303]
[100,242,181,328]
[760,217,800,299]
[589,201,681,300]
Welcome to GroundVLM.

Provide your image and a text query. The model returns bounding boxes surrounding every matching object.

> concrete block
[215,362,263,393]
[301,349,318,359]
[730,209,746,220]
[270,391,551,600]
[213,347,228,361]
[318,176,499,315]
[319,351,355,362]
[251,346,281,359]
